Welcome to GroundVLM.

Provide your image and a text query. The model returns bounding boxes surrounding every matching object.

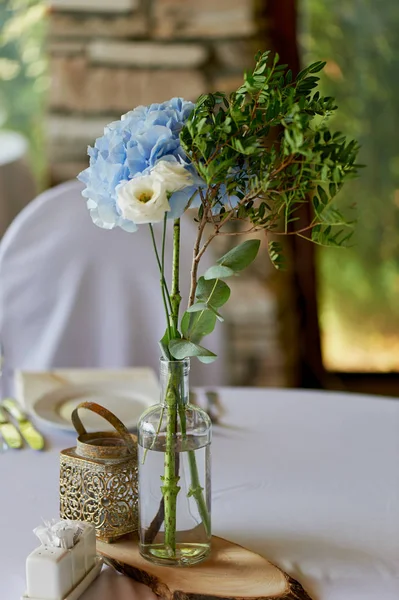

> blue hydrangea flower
[78,98,197,231]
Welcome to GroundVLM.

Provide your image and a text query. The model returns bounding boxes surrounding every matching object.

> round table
[1,387,398,599]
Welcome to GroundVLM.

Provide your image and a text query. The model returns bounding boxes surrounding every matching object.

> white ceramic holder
[23,521,102,600]
[22,558,103,600]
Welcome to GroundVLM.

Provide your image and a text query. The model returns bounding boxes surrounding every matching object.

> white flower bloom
[152,159,194,193]
[116,175,170,224]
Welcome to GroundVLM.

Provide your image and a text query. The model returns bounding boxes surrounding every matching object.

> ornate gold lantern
[59,402,138,543]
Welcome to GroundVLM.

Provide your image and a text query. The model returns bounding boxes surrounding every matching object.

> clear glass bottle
[138,358,211,566]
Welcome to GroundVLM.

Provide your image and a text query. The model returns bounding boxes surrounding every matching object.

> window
[300,0,399,372]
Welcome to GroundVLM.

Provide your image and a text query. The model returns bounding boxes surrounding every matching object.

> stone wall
[46,0,294,387]
[47,0,263,182]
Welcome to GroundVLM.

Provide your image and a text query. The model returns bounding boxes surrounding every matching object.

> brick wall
[47,0,295,386]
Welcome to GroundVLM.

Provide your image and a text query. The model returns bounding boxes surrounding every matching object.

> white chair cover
[0,180,225,386]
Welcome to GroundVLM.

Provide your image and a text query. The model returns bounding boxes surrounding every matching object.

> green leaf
[197,355,218,364]
[159,328,172,360]
[180,311,191,336]
[329,183,337,198]
[317,185,329,206]
[203,265,235,280]
[308,61,326,74]
[217,239,261,272]
[207,305,224,322]
[195,276,231,308]
[268,241,285,270]
[187,302,208,313]
[169,339,217,362]
[181,309,217,344]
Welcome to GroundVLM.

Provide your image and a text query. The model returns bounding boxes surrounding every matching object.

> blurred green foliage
[300,0,399,367]
[0,0,47,184]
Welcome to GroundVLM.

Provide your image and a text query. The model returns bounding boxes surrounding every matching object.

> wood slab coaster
[97,534,313,600]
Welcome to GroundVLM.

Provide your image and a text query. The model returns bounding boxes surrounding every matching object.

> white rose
[151,159,194,193]
[116,175,170,224]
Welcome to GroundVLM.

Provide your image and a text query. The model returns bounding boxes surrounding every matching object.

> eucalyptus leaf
[197,355,218,364]
[217,239,261,272]
[207,305,224,322]
[195,276,231,308]
[159,328,171,360]
[181,309,217,344]
[169,339,217,361]
[203,265,235,280]
[187,301,208,313]
[180,312,191,337]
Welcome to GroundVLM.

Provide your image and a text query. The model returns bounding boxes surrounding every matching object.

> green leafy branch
[179,50,361,305]
[158,50,361,363]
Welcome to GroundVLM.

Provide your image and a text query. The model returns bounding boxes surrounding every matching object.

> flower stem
[162,375,180,555]
[149,223,173,335]
[171,219,181,331]
[178,404,211,536]
[148,218,210,555]
[161,215,173,318]
[162,218,182,556]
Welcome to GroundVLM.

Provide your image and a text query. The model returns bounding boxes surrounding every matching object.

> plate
[30,381,157,432]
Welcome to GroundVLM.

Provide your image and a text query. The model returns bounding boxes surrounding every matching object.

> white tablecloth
[1,388,398,599]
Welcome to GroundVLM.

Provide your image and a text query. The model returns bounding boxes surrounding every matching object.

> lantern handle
[71,401,136,454]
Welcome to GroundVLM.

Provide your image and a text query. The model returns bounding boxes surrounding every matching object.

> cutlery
[0,405,23,449]
[0,434,7,453]
[2,398,45,451]
[189,389,198,405]
[191,390,226,426]
[205,390,225,425]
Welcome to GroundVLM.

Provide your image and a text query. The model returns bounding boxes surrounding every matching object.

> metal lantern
[59,402,138,543]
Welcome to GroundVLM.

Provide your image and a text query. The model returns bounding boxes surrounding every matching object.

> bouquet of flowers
[78,51,360,565]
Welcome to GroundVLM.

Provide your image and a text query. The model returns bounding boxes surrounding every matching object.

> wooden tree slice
[97,535,312,600]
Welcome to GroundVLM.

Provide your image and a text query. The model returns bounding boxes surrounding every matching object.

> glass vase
[137,358,211,566]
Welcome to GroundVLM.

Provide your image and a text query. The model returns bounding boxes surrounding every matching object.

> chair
[0,180,225,386]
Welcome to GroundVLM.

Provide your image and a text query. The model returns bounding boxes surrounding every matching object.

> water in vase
[138,432,211,566]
